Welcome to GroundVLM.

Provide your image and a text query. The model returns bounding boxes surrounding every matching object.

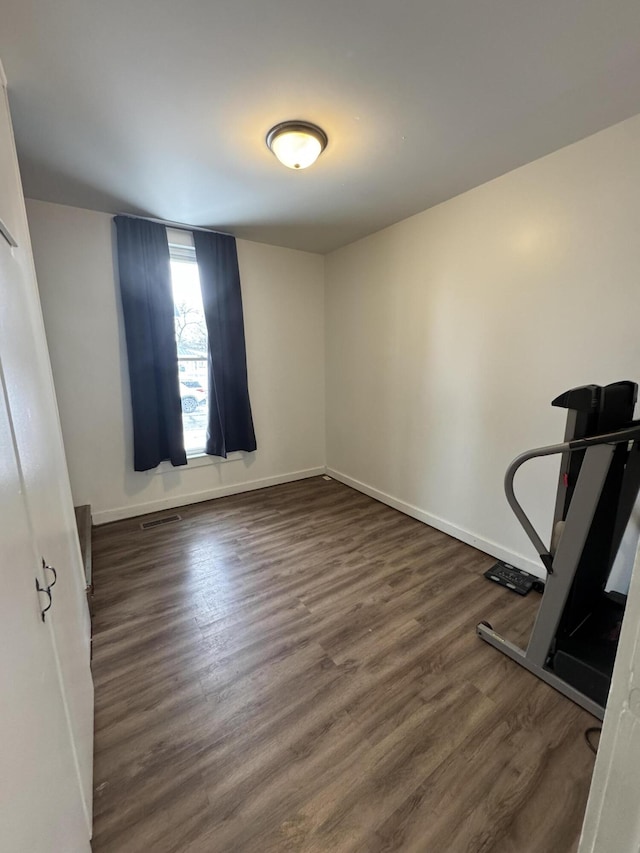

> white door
[0,78,94,826]
[579,538,640,851]
[0,353,90,853]
[0,67,20,248]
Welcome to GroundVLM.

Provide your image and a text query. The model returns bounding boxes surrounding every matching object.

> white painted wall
[26,200,325,523]
[325,114,640,576]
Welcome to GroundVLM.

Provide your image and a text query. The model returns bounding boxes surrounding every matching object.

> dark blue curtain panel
[114,216,187,471]
[193,230,257,458]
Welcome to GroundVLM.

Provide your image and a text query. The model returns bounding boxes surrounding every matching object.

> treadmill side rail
[526,443,615,668]
[476,622,605,720]
[478,445,613,719]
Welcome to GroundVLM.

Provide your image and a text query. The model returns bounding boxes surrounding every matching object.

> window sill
[146,451,245,476]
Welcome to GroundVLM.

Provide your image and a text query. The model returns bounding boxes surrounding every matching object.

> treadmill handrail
[504,423,640,574]
[568,423,640,451]
[505,441,567,573]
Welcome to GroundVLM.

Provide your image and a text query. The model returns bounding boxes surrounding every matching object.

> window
[167,228,208,456]
[115,215,256,471]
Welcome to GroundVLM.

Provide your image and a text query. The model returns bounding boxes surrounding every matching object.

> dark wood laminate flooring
[91,477,596,853]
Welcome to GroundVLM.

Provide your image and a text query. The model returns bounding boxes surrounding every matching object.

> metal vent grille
[140,514,182,530]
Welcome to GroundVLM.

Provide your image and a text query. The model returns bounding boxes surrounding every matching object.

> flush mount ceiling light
[266,121,328,170]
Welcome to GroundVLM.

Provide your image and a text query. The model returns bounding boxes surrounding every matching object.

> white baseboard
[326,467,546,580]
[94,463,546,580]
[92,467,326,525]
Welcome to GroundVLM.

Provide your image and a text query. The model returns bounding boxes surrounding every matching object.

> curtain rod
[115,212,233,238]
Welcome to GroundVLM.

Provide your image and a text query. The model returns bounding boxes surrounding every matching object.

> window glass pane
[169,251,208,455]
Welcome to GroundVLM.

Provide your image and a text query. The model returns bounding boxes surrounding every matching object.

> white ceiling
[1,0,640,254]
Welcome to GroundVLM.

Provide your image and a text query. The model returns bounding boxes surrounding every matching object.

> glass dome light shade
[266,122,328,170]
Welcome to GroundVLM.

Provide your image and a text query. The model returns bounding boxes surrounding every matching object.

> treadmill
[477,381,640,719]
